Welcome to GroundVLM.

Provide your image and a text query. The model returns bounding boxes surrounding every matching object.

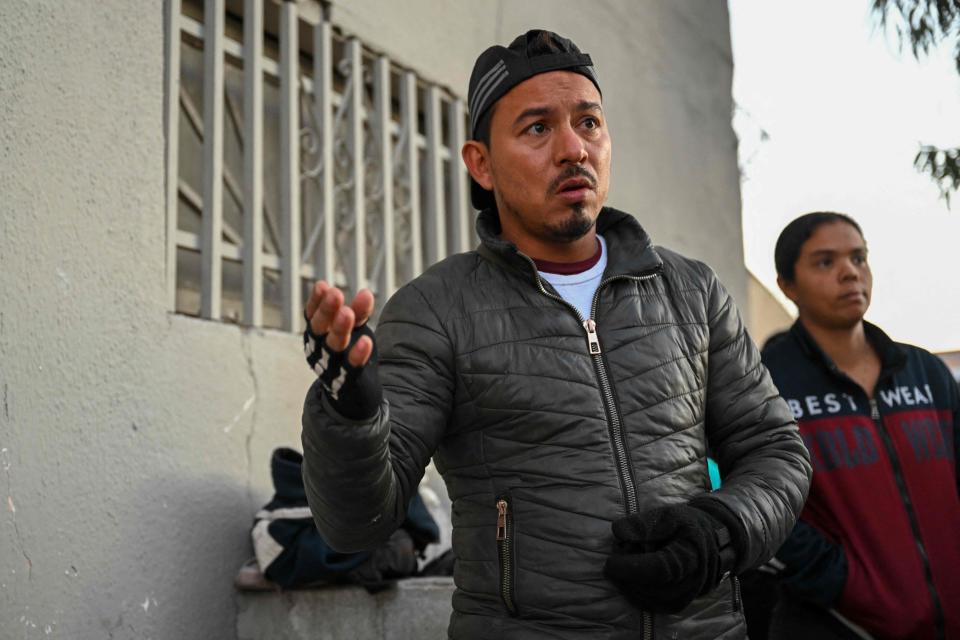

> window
[165,0,474,330]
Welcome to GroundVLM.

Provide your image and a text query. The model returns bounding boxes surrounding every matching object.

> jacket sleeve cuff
[317,380,385,426]
[689,495,747,575]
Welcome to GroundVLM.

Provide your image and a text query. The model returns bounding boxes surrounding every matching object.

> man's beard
[542,203,595,242]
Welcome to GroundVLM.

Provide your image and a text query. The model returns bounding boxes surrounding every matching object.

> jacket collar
[789,319,907,380]
[475,206,662,279]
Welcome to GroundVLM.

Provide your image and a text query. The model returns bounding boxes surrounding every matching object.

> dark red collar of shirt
[532,238,602,275]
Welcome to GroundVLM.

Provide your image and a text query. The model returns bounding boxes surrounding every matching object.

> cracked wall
[0,1,743,638]
[0,1,313,637]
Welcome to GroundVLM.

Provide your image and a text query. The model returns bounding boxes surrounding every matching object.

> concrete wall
[236,578,455,640]
[0,1,314,637]
[0,1,743,638]
[747,272,796,348]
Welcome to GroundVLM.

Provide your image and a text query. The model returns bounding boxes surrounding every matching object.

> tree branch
[914,145,960,206]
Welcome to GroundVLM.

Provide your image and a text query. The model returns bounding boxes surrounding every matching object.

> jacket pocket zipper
[497,497,517,614]
[731,575,742,612]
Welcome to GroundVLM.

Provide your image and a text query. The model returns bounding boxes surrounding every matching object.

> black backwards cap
[467,30,601,211]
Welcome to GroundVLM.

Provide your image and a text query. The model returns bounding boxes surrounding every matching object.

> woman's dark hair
[774,212,864,282]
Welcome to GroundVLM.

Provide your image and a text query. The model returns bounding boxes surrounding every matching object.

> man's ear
[777,275,799,305]
[462,141,494,191]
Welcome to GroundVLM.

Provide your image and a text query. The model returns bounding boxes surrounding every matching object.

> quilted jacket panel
[302,207,811,639]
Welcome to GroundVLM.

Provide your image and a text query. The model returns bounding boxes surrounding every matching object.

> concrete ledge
[236,577,455,640]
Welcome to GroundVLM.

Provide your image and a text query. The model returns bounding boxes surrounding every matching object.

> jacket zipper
[583,314,638,513]
[868,398,945,639]
[520,255,659,638]
[521,257,658,514]
[496,497,517,614]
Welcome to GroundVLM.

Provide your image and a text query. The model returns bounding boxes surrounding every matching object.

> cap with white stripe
[467,30,601,210]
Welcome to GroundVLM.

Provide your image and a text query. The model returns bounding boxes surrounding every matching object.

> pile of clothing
[236,447,451,592]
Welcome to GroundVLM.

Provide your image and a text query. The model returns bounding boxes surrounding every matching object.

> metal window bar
[424,86,446,266]
[345,39,365,298]
[313,21,336,286]
[242,0,264,327]
[200,0,225,320]
[400,71,423,282]
[164,0,181,311]
[279,1,301,331]
[447,98,470,254]
[176,84,281,254]
[166,2,473,330]
[373,56,395,298]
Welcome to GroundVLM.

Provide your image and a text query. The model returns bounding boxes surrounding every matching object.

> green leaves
[914,145,960,207]
[872,0,960,61]
[873,0,960,204]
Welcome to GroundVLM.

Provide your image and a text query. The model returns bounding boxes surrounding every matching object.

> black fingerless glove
[303,318,382,420]
[604,501,738,614]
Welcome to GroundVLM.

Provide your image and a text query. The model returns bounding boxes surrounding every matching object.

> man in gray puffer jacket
[301,29,812,640]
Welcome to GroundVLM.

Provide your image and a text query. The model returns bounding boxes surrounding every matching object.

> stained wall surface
[0,1,743,637]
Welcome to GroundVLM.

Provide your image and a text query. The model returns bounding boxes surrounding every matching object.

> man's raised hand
[303,281,382,420]
[305,281,376,368]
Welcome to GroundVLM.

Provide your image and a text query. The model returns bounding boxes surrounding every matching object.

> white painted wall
[0,1,743,637]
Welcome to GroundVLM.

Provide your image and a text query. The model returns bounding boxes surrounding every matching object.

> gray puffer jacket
[302,207,811,639]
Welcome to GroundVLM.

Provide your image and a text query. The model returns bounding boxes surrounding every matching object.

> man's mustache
[547,166,597,195]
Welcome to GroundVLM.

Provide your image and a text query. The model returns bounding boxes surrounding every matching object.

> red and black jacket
[762,321,960,640]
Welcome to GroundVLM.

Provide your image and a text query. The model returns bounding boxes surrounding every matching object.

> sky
[729,0,960,352]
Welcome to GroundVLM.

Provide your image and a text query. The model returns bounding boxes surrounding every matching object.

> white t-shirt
[538,235,607,321]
